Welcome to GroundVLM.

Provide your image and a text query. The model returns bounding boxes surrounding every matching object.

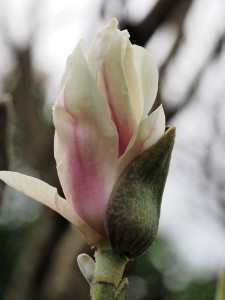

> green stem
[215,269,225,300]
[90,240,128,300]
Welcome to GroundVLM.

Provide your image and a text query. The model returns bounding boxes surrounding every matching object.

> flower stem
[90,240,128,300]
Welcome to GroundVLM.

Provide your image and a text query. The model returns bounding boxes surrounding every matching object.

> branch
[121,0,188,45]
[0,94,12,209]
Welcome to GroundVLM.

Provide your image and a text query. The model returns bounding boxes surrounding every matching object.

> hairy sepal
[106,126,176,258]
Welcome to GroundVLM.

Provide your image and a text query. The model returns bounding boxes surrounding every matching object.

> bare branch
[121,0,190,46]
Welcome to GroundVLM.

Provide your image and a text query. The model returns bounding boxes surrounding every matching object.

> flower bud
[105,126,175,259]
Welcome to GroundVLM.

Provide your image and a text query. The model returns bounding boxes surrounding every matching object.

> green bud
[105,126,176,259]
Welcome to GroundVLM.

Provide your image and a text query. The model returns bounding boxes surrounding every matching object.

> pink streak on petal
[101,64,134,157]
[69,123,107,234]
[59,87,109,234]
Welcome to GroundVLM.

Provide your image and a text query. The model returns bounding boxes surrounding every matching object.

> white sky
[1,0,225,277]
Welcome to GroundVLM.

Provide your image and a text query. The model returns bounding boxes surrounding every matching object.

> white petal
[122,40,143,123]
[56,42,117,139]
[133,45,159,118]
[97,32,138,156]
[87,18,119,78]
[130,104,166,151]
[115,105,165,176]
[0,171,103,245]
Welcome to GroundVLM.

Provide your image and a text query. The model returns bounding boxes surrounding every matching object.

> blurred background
[0,0,225,299]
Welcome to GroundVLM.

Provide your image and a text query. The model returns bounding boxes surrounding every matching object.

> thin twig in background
[0,94,12,210]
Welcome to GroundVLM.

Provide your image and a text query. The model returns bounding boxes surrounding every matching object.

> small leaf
[77,253,95,285]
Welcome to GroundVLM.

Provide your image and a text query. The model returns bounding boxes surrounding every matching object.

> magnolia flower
[0,19,165,245]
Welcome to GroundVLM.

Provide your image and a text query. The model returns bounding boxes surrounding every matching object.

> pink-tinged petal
[132,45,159,118]
[114,105,165,176]
[0,171,103,244]
[98,33,138,157]
[53,44,118,235]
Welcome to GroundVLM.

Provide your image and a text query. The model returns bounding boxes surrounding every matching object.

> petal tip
[108,18,118,29]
